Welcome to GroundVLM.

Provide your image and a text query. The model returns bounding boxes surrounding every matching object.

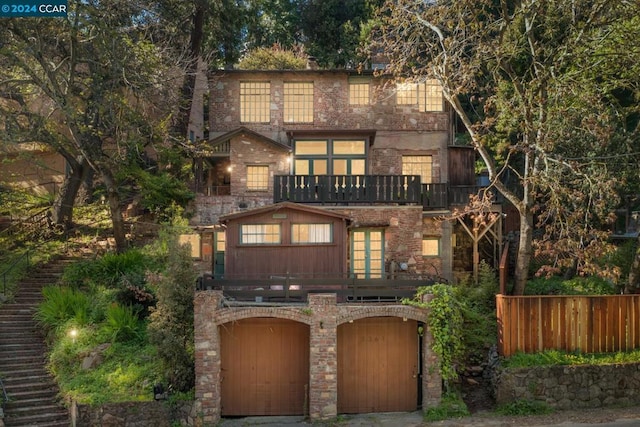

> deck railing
[273,175,422,205]
[273,175,491,210]
[197,273,428,303]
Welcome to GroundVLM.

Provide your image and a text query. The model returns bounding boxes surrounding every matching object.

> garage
[220,318,310,416]
[338,317,420,413]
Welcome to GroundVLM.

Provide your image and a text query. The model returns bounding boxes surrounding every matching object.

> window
[396,82,418,105]
[240,82,270,122]
[422,237,440,257]
[292,224,332,243]
[396,80,444,112]
[246,165,269,191]
[284,82,313,123]
[419,79,443,112]
[402,155,432,184]
[349,79,370,105]
[294,139,367,176]
[241,224,281,244]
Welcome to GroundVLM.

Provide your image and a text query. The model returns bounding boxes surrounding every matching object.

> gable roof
[208,126,291,152]
[219,202,351,223]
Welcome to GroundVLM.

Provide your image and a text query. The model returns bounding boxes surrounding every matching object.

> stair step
[0,257,79,426]
[3,411,69,427]
[5,388,60,401]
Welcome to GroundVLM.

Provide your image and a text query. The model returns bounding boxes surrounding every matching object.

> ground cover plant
[36,229,197,404]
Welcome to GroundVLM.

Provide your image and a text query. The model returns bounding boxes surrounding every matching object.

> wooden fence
[496,294,640,357]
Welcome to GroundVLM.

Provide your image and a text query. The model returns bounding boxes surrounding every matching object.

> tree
[147,232,197,392]
[374,0,640,294]
[238,44,308,70]
[0,0,179,251]
[299,0,381,68]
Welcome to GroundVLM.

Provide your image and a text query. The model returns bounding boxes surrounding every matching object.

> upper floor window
[284,82,314,123]
[246,165,269,191]
[349,78,370,105]
[291,223,333,244]
[396,79,444,112]
[240,224,281,244]
[419,79,443,112]
[396,82,418,105]
[402,155,432,184]
[240,82,270,123]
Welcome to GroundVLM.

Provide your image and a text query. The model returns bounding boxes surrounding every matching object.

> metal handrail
[0,376,9,409]
[1,250,30,295]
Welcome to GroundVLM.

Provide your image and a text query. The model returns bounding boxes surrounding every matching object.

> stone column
[194,291,223,425]
[422,293,442,409]
[308,294,338,420]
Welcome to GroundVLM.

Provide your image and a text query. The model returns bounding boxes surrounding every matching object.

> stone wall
[71,401,196,427]
[495,363,640,410]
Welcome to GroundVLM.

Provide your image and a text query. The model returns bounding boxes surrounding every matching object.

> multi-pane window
[291,224,332,244]
[402,155,432,184]
[396,80,444,112]
[349,80,370,105]
[422,237,440,257]
[284,82,314,123]
[294,139,366,175]
[240,82,270,122]
[419,79,444,112]
[240,224,281,244]
[246,165,269,191]
[396,82,418,105]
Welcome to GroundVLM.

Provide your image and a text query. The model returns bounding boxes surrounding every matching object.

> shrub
[102,303,143,343]
[424,392,470,422]
[147,236,197,392]
[36,286,91,332]
[525,275,615,295]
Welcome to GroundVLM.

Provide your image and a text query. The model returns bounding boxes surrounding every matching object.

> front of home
[190,67,502,423]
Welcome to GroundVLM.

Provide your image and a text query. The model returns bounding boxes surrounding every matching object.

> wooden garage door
[220,318,310,416]
[338,317,419,413]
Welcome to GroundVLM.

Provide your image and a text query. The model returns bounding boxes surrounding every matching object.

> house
[191,67,503,423]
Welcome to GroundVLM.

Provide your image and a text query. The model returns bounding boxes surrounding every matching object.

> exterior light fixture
[69,328,78,343]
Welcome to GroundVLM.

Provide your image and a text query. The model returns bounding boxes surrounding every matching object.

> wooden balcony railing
[196,273,428,303]
[422,184,493,209]
[273,175,422,205]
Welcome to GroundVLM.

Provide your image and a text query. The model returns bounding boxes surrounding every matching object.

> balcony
[274,175,491,210]
[273,175,422,205]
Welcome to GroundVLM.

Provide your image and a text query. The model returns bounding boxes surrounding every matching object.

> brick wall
[194,291,441,423]
[209,70,450,140]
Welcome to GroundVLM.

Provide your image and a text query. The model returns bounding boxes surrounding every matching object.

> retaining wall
[495,363,640,410]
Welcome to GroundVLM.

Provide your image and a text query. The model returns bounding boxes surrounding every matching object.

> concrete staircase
[0,257,75,427]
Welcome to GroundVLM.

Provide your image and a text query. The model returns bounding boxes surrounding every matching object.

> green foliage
[128,170,195,221]
[50,338,163,405]
[405,262,499,382]
[408,284,466,384]
[62,249,150,288]
[424,391,470,422]
[524,276,615,295]
[238,45,308,70]
[494,399,553,416]
[102,303,143,343]
[503,349,640,368]
[147,235,197,392]
[35,286,92,332]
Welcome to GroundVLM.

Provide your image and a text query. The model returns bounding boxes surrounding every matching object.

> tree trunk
[50,155,86,230]
[101,170,128,253]
[513,212,534,295]
[626,236,640,294]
